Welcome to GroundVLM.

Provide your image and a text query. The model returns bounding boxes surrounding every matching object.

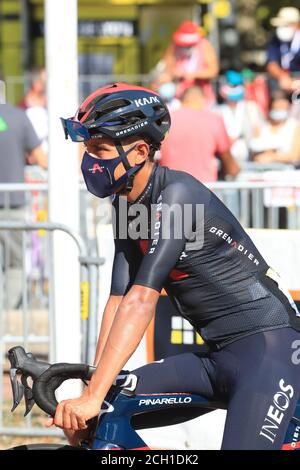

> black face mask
[81,144,144,198]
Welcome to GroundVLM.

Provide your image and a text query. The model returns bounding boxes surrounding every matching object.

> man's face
[84,136,121,160]
[84,136,148,180]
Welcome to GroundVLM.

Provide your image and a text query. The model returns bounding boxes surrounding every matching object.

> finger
[54,402,64,428]
[45,417,54,428]
[75,412,87,431]
[71,412,80,431]
[62,404,72,430]
[77,417,87,431]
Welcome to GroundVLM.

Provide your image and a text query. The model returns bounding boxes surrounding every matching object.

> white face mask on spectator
[269,109,289,122]
[158,82,176,103]
[276,26,295,42]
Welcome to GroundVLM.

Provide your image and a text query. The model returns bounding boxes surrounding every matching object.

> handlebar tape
[33,363,95,416]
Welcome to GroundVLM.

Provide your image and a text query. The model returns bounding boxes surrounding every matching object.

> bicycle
[6,346,300,450]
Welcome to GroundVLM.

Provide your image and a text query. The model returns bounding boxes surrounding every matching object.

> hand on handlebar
[45,391,101,431]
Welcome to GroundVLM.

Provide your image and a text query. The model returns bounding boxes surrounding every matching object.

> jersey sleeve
[133,181,202,292]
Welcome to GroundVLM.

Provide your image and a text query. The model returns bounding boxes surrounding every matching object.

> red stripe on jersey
[139,239,149,254]
[139,240,188,280]
[169,269,189,281]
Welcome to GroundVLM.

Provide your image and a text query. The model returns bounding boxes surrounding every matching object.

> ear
[134,141,150,164]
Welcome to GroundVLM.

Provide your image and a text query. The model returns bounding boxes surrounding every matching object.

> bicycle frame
[92,391,224,449]
[91,387,300,450]
[8,346,300,450]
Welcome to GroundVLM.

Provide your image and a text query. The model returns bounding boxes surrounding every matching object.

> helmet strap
[115,141,145,194]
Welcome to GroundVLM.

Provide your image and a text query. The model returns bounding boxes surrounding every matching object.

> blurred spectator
[217,70,265,164]
[250,90,300,166]
[25,106,48,154]
[160,87,239,182]
[242,68,269,117]
[0,102,48,263]
[157,21,219,106]
[19,67,46,110]
[151,71,181,111]
[266,7,300,92]
[19,67,48,153]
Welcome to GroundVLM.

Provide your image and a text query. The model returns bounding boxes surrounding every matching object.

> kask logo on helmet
[134,96,160,108]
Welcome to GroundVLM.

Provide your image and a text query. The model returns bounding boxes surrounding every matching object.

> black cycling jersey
[110,164,299,348]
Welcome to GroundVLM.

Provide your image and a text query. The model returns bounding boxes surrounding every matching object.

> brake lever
[8,346,48,415]
[9,368,24,412]
[21,374,35,417]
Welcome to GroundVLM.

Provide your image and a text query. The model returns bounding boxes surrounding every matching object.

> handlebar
[33,363,94,416]
[8,346,95,417]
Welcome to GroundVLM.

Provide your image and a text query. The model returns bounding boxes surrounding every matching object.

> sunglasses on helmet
[60,117,126,142]
[60,118,91,142]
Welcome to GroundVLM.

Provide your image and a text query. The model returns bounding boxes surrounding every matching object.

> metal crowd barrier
[1,177,300,231]
[207,180,300,230]
[0,221,104,436]
[0,180,108,245]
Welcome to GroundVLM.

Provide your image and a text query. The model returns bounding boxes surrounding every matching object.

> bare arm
[87,285,159,403]
[193,40,219,80]
[163,44,177,77]
[276,125,300,163]
[27,145,48,169]
[63,295,122,442]
[254,124,300,164]
[93,294,123,366]
[52,284,159,431]
[266,62,293,91]
[220,150,240,178]
[266,61,287,81]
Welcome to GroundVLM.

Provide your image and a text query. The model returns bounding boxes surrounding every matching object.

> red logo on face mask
[89,163,103,174]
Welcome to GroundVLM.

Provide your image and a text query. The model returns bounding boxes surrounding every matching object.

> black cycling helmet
[61,82,171,147]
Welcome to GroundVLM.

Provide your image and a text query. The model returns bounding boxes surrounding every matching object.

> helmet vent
[99,98,131,112]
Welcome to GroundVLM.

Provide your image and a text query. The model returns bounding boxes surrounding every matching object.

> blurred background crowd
[1,0,300,311]
[0,1,299,298]
[1,0,300,448]
[1,1,300,187]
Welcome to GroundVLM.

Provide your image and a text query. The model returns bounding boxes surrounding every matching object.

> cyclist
[48,82,300,449]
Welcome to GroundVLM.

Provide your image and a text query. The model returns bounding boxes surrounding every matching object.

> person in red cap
[162,20,219,105]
